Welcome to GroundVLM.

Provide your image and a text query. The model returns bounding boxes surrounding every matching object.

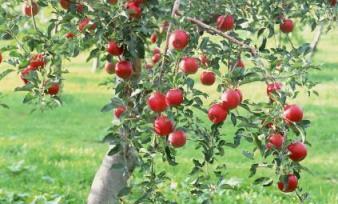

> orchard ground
[0,30,337,203]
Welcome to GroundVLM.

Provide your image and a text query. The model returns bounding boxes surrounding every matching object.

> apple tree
[0,0,337,203]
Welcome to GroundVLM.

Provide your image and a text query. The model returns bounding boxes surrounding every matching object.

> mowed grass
[0,29,338,204]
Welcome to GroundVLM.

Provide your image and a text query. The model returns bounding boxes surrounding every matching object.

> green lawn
[0,29,338,204]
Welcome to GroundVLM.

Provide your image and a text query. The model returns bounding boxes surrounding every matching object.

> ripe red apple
[288,142,307,162]
[280,19,294,33]
[30,54,46,69]
[208,103,228,124]
[20,66,34,84]
[283,104,303,123]
[59,0,71,9]
[216,15,234,31]
[105,62,115,74]
[179,57,199,74]
[199,54,208,66]
[150,33,157,44]
[329,0,337,6]
[169,30,189,50]
[235,59,245,68]
[267,133,284,149]
[106,41,123,56]
[152,53,161,64]
[115,61,133,79]
[267,82,283,96]
[47,83,60,95]
[78,18,96,32]
[125,2,142,19]
[154,115,174,136]
[277,174,298,192]
[65,32,76,39]
[221,89,241,110]
[147,91,167,112]
[23,1,39,17]
[76,3,84,13]
[169,130,186,148]
[153,47,161,55]
[235,89,243,103]
[0,52,2,64]
[200,71,216,86]
[107,0,118,4]
[114,106,126,118]
[166,88,184,107]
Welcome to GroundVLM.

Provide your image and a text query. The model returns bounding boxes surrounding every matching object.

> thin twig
[175,10,257,56]
[158,0,181,84]
[29,0,40,33]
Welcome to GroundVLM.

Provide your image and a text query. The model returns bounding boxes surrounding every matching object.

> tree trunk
[88,58,142,204]
[87,147,137,204]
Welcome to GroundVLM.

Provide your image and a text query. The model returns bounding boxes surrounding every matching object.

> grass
[0,29,338,203]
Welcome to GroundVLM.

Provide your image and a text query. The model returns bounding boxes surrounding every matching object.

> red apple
[329,0,337,6]
[280,19,294,33]
[235,89,243,103]
[169,130,186,148]
[169,30,189,50]
[23,1,39,17]
[59,0,71,9]
[288,142,307,162]
[76,3,84,13]
[221,89,241,110]
[106,41,123,56]
[166,88,184,107]
[30,53,46,69]
[283,104,303,123]
[47,83,60,95]
[107,0,118,4]
[278,174,298,192]
[20,66,34,84]
[200,71,216,86]
[216,15,234,31]
[65,32,76,39]
[180,57,199,74]
[125,2,142,19]
[199,54,208,66]
[0,52,2,64]
[78,18,96,32]
[208,103,228,124]
[153,48,161,55]
[147,91,167,112]
[235,59,245,68]
[150,33,157,44]
[105,62,115,74]
[115,61,133,79]
[267,82,283,96]
[114,106,126,118]
[152,53,161,64]
[154,115,174,136]
[267,133,284,149]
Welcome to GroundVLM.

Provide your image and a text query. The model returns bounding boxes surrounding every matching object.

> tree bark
[87,147,137,204]
[91,56,100,73]
[308,23,324,63]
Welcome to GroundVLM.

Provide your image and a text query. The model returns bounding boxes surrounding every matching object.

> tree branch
[158,0,181,83]
[175,10,257,56]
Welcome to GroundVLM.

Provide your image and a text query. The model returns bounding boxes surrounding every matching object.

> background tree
[0,0,337,203]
